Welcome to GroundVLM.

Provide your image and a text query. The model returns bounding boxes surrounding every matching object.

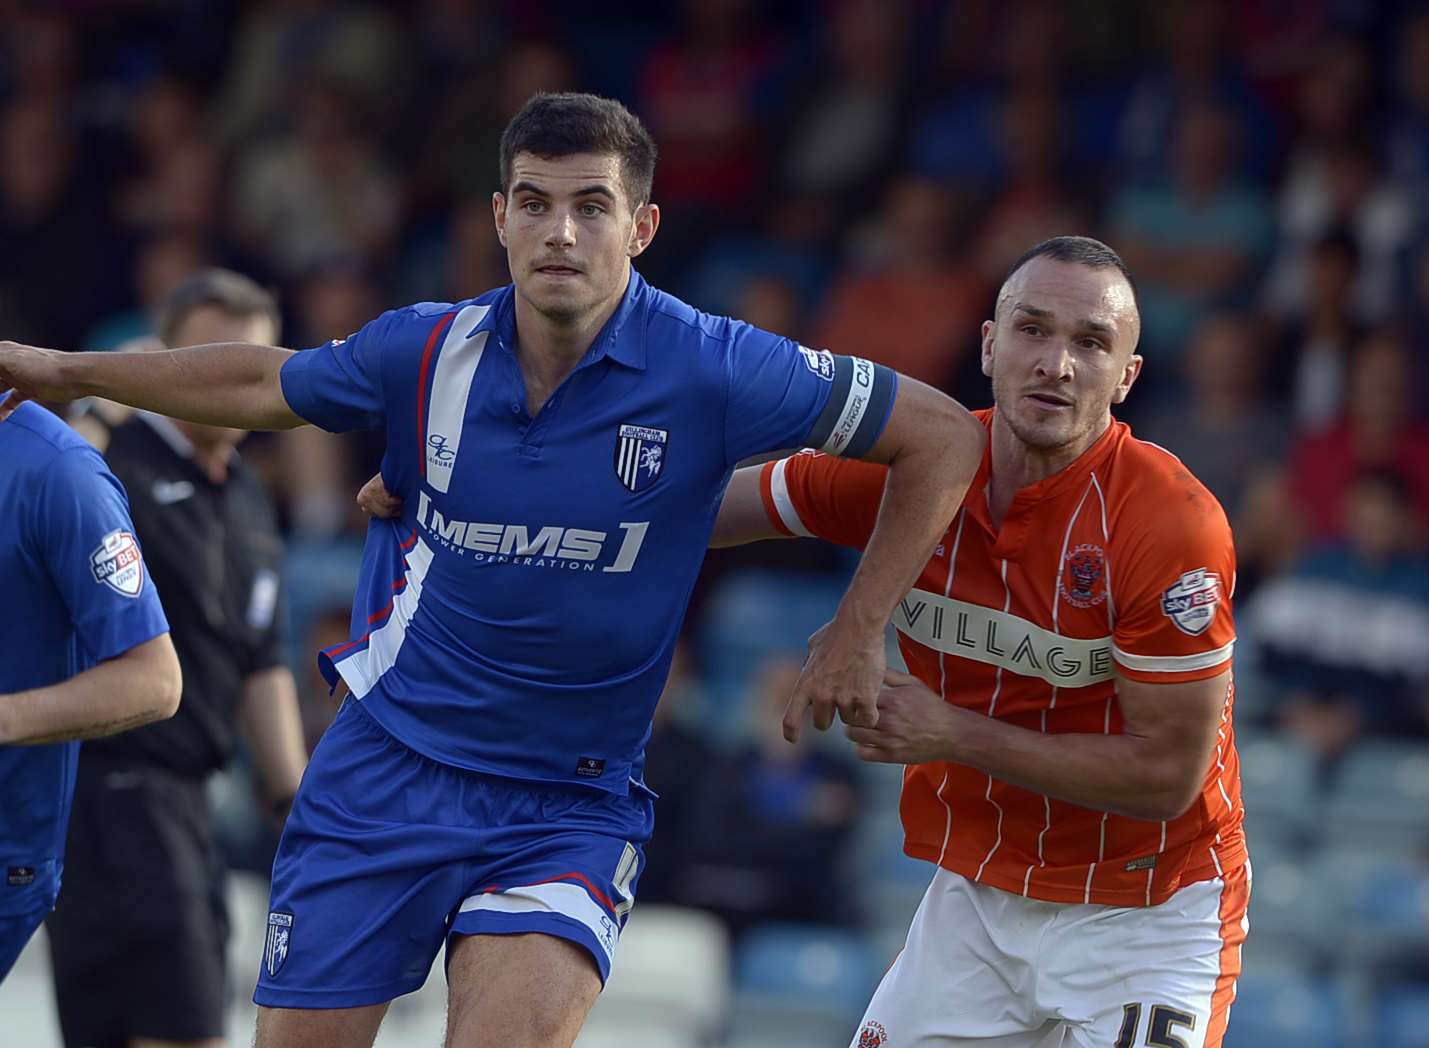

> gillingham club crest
[265,911,293,977]
[615,423,668,493]
[89,529,144,597]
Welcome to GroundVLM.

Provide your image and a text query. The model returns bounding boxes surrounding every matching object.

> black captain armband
[805,354,897,459]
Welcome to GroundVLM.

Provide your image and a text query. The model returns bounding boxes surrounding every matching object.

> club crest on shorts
[89,529,144,598]
[858,1020,888,1047]
[615,423,667,493]
[265,912,293,977]
[1160,568,1221,635]
[1059,543,1107,608]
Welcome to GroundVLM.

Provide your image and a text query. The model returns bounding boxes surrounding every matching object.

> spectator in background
[1288,333,1429,545]
[215,0,406,146]
[232,80,403,279]
[1109,101,1275,365]
[637,0,783,277]
[776,0,910,204]
[0,97,115,347]
[972,86,1091,281]
[812,174,987,391]
[1248,469,1429,762]
[1118,0,1278,182]
[1268,227,1366,430]
[674,655,861,937]
[1265,139,1416,326]
[1386,9,1429,212]
[1138,312,1289,519]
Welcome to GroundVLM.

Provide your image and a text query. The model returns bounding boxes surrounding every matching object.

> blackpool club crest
[615,423,668,493]
[265,912,293,977]
[89,529,144,598]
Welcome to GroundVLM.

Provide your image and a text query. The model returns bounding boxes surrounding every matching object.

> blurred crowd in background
[4,1,1429,1044]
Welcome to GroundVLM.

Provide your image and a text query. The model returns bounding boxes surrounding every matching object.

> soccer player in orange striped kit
[717,236,1248,1048]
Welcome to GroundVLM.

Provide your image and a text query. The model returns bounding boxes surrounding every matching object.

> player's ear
[493,192,508,247]
[980,319,996,378]
[629,203,659,258]
[1111,353,1143,404]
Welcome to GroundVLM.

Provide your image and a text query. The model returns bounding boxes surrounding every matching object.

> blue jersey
[281,270,895,792]
[0,402,168,915]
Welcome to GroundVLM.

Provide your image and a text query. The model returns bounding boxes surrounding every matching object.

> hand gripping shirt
[0,402,169,915]
[760,410,1244,906]
[279,270,895,792]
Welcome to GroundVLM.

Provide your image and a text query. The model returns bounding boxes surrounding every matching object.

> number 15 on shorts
[1114,1003,1197,1048]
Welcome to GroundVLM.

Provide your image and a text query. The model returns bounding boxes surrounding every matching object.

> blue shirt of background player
[280,269,895,793]
[0,402,169,918]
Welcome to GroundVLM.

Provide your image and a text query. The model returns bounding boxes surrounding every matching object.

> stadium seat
[1324,741,1429,849]
[696,570,850,746]
[1235,730,1321,843]
[728,923,879,1047]
[585,904,729,1042]
[1374,985,1429,1048]
[1243,857,1339,960]
[1314,845,1429,964]
[1223,967,1352,1048]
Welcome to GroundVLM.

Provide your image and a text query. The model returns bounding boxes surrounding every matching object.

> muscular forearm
[0,634,181,745]
[834,409,983,629]
[238,666,307,801]
[949,714,1199,822]
[58,343,302,429]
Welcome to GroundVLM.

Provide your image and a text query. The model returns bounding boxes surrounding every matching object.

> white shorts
[851,864,1249,1048]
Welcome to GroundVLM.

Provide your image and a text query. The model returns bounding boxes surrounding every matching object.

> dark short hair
[1003,235,1140,315]
[500,92,658,207]
[156,268,280,347]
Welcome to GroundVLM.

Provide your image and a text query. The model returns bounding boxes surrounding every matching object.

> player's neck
[987,411,1110,525]
[512,270,630,408]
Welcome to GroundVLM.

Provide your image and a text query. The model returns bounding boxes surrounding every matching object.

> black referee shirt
[85,412,287,777]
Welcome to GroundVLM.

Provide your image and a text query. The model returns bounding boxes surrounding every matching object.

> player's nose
[545,211,577,248]
[1034,341,1074,380]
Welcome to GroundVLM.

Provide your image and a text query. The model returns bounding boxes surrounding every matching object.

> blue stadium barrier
[730,923,880,1044]
[1374,985,1429,1048]
[1324,741,1429,849]
[1224,968,1352,1048]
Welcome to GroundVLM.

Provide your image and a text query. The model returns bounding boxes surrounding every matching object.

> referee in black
[46,269,307,1048]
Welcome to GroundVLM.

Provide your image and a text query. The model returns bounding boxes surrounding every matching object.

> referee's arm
[238,666,307,818]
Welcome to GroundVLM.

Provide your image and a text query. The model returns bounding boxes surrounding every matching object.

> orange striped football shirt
[759,410,1245,906]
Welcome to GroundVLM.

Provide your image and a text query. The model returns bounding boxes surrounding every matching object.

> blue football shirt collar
[474,267,648,371]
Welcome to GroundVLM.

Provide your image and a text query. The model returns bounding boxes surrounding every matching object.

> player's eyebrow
[509,181,617,203]
[1011,302,1116,336]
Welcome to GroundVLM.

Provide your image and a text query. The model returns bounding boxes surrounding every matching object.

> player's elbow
[1129,776,1202,822]
[122,634,183,725]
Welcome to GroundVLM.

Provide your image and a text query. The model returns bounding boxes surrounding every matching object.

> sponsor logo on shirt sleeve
[1160,569,1221,636]
[797,344,836,382]
[90,529,145,598]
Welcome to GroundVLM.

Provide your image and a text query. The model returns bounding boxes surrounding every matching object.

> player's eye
[579,203,605,217]
[521,200,546,214]
[1020,324,1043,337]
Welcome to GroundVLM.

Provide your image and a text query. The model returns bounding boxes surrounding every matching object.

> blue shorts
[0,910,46,983]
[253,700,653,1009]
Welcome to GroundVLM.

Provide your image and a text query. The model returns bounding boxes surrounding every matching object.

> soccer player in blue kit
[0,93,985,1047]
[0,399,181,983]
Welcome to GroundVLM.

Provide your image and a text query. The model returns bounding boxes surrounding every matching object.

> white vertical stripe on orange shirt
[933,512,968,869]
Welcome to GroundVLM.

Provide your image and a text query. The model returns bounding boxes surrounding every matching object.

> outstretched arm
[0,634,182,745]
[0,341,303,429]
